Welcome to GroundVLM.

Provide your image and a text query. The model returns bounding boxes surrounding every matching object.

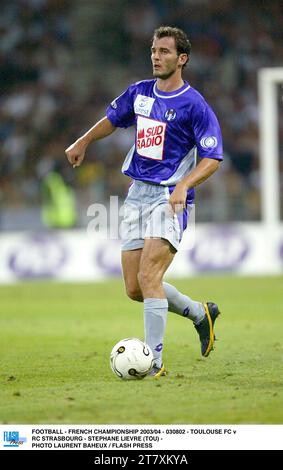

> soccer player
[65,26,222,377]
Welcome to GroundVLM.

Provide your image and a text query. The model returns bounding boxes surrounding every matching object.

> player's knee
[137,268,155,290]
[125,286,143,302]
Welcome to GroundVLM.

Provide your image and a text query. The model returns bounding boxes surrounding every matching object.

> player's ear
[178,53,189,67]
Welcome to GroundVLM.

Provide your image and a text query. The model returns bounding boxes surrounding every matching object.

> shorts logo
[134,94,155,117]
[136,116,166,160]
[110,99,117,109]
[165,109,176,121]
[200,136,218,149]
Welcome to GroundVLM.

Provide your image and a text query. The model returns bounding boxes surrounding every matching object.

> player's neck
[156,73,184,92]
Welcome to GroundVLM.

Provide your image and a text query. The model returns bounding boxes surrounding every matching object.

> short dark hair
[152,26,191,66]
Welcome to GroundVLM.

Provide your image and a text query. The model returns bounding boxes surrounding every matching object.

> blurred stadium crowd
[1,0,282,228]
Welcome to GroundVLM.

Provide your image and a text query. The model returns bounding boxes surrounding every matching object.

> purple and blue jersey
[106,79,223,195]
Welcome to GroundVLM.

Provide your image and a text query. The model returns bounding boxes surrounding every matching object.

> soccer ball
[110,338,154,380]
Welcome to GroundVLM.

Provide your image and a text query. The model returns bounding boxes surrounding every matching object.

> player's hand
[65,139,87,168]
[169,183,188,213]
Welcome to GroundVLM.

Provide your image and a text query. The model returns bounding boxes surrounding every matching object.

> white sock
[163,282,205,324]
[144,298,168,369]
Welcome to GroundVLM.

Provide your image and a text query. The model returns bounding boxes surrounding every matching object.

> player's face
[151,36,186,79]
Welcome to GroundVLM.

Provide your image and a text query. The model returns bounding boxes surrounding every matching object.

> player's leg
[121,247,204,318]
[155,196,220,358]
[121,181,220,358]
[121,247,212,325]
[121,249,143,302]
[138,237,175,373]
[163,281,206,323]
[163,281,220,357]
[121,246,219,357]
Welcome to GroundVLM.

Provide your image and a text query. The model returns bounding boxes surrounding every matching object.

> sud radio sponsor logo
[137,126,163,148]
[3,431,27,448]
[136,116,166,160]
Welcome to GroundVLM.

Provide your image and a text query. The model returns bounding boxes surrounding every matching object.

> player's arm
[169,158,220,212]
[65,116,116,168]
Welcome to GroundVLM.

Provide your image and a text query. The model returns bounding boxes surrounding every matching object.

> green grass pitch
[0,276,282,424]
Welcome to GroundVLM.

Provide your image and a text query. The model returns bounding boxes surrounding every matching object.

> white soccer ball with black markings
[110,338,154,380]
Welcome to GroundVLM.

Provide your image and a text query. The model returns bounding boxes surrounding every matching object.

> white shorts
[121,180,192,252]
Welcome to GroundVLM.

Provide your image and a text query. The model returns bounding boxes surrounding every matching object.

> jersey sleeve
[191,101,223,160]
[106,84,136,129]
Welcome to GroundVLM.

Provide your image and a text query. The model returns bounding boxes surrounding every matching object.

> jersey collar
[153,80,191,99]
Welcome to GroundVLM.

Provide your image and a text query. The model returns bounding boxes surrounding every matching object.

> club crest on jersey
[165,109,176,121]
[134,94,155,117]
[200,136,218,149]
